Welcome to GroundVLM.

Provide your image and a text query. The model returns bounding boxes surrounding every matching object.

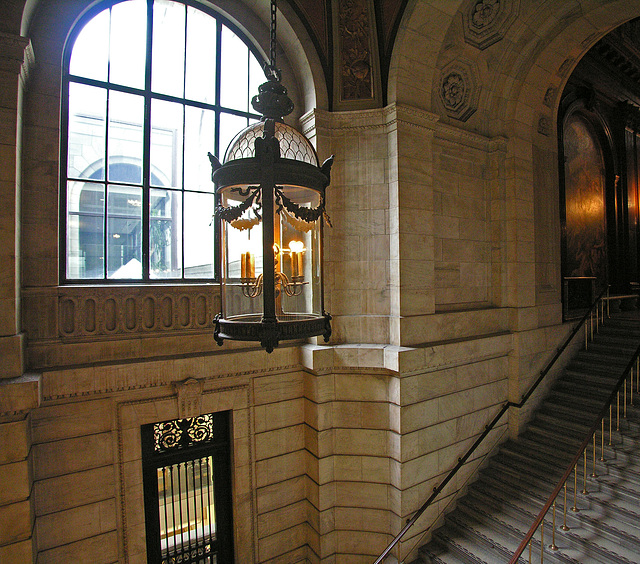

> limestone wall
[2,334,544,563]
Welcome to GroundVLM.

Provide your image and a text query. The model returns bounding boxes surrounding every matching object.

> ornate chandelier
[210,0,332,352]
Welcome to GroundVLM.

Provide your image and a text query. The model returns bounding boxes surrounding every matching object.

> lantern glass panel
[277,185,322,319]
[220,184,264,321]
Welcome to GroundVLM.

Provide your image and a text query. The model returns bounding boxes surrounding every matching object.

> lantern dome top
[223,121,319,166]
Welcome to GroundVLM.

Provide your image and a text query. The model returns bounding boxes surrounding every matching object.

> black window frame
[60,0,264,284]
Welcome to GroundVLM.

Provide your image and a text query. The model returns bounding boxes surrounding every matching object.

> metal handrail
[509,332,640,563]
[373,286,610,564]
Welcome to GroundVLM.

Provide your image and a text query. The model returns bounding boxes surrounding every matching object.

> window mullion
[141,0,154,281]
[181,5,188,280]
[102,6,114,281]
[212,21,223,280]
[104,93,111,281]
[214,21,222,158]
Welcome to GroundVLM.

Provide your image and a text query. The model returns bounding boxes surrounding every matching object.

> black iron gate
[141,411,234,563]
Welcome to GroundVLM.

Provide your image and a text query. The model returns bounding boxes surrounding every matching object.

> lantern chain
[270,0,277,71]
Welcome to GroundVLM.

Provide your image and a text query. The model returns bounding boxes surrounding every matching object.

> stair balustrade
[373,287,612,564]
[508,335,640,563]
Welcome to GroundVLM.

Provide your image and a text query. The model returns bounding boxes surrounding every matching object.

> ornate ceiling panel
[287,0,408,108]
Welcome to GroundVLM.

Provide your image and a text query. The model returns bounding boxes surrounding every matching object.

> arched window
[61,0,264,281]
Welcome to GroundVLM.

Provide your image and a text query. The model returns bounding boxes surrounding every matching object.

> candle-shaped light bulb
[240,252,247,278]
[289,241,305,277]
[247,251,255,278]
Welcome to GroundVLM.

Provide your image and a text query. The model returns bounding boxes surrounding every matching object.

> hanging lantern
[211,0,332,353]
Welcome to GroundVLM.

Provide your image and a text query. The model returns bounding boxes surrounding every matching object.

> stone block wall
[0,414,35,563]
[433,132,504,311]
[3,334,539,564]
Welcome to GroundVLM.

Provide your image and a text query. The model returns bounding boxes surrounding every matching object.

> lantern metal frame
[210,1,332,352]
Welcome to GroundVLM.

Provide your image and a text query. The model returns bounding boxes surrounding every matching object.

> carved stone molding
[175,377,204,418]
[54,285,220,339]
[543,87,556,108]
[0,32,34,85]
[557,58,575,78]
[438,59,481,122]
[332,0,381,110]
[463,0,519,50]
[338,0,373,101]
[538,116,551,136]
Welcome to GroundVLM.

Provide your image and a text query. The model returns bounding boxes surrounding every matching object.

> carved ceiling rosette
[438,59,480,122]
[463,0,519,50]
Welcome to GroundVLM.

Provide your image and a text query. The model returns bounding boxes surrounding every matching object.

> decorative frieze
[332,0,381,110]
[338,0,373,101]
[55,285,220,339]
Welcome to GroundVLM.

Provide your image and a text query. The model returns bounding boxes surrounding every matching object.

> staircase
[416,314,640,564]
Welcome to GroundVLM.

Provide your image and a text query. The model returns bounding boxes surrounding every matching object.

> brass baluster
[591,432,597,477]
[625,379,628,419]
[600,419,605,462]
[529,539,532,564]
[550,500,558,550]
[585,322,588,350]
[571,465,579,512]
[561,482,569,530]
[540,521,544,564]
[609,405,613,446]
[590,311,594,341]
[582,449,588,494]
[617,391,620,431]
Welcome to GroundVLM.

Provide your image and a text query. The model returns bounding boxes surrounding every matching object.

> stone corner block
[300,344,334,373]
[0,373,40,416]
[383,346,424,374]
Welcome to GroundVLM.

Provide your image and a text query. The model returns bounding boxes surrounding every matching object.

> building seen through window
[63,0,263,281]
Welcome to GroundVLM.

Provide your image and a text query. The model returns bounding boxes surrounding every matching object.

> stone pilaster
[0,31,32,379]
[0,31,36,564]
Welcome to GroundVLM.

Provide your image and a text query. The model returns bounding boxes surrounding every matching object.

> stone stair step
[417,315,640,564]
[471,475,640,556]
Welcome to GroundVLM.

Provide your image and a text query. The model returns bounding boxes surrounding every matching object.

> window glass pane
[151,99,184,188]
[69,8,109,81]
[184,192,214,278]
[67,182,105,279]
[150,188,182,278]
[219,113,249,160]
[68,83,107,180]
[185,6,216,104]
[157,457,216,557]
[184,107,216,192]
[109,0,147,89]
[152,0,186,98]
[107,185,143,279]
[249,52,264,110]
[108,91,144,184]
[220,25,249,112]
[64,1,261,283]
